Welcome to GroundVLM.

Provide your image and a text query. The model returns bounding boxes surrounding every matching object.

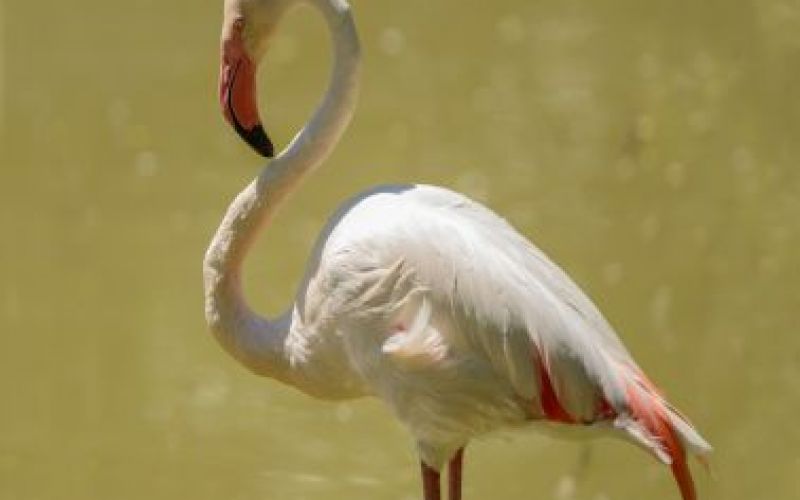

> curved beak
[219,36,274,158]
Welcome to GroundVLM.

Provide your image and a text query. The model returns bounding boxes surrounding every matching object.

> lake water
[1,0,798,499]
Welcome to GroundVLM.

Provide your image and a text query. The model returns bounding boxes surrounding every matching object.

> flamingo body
[282,184,709,471]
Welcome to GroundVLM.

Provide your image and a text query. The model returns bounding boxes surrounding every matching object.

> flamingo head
[219,0,294,157]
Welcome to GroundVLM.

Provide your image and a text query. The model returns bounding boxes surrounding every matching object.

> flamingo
[204,0,713,498]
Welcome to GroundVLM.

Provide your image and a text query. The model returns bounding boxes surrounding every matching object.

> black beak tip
[240,124,275,158]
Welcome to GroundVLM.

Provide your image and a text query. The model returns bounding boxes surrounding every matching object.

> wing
[323,185,630,411]
[415,186,634,417]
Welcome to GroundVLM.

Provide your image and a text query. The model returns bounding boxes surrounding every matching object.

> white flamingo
[204,0,712,498]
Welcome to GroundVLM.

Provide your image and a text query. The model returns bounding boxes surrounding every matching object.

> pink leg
[421,461,441,500]
[448,448,465,500]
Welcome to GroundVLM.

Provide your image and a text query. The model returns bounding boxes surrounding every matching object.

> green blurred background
[1,0,798,498]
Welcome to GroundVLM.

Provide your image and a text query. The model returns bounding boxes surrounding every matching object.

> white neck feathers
[203,0,360,382]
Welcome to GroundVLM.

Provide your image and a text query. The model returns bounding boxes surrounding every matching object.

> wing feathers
[619,376,699,500]
[320,186,710,496]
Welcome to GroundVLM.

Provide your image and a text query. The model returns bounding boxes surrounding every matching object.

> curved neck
[203,0,360,381]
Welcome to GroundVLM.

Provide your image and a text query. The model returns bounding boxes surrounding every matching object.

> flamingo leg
[448,447,465,500]
[421,461,441,500]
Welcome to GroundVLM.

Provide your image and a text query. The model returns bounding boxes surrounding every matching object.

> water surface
[1,1,798,499]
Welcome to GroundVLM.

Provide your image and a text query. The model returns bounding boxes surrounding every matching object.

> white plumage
[278,184,709,468]
[205,1,711,499]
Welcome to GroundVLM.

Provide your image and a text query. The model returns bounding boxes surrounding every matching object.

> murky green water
[1,0,798,499]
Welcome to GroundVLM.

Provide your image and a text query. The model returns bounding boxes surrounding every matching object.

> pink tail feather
[530,350,708,499]
[625,379,697,500]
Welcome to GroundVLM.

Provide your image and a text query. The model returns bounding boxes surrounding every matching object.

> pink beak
[219,33,274,157]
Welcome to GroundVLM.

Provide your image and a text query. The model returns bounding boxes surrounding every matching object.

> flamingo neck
[203,0,360,382]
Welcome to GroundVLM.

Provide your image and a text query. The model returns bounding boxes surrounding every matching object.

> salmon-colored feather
[625,380,697,500]
[534,350,576,424]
